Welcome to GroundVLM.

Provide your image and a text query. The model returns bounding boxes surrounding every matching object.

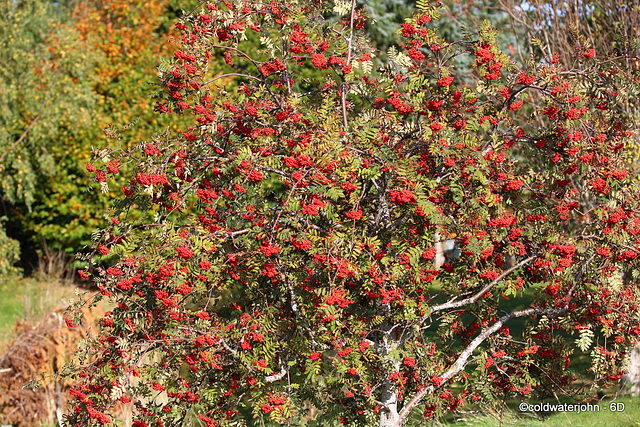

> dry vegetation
[0,252,102,427]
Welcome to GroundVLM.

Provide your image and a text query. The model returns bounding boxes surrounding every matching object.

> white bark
[378,381,401,427]
[376,324,403,427]
[398,307,568,423]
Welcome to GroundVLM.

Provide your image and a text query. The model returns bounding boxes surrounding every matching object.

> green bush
[0,221,21,279]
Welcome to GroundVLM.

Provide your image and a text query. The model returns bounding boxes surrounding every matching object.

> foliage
[360,0,417,53]
[0,0,98,271]
[65,1,640,426]
[437,0,517,67]
[6,0,191,258]
[0,0,415,266]
[0,0,97,208]
[494,0,640,167]
[497,0,639,68]
[0,220,21,280]
[0,0,202,265]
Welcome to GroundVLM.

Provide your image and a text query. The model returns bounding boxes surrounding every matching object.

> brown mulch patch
[0,305,100,427]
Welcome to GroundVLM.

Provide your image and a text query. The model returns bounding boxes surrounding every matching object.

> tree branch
[202,73,262,86]
[426,255,536,320]
[264,365,287,383]
[399,306,568,421]
[341,0,357,129]
[282,272,326,350]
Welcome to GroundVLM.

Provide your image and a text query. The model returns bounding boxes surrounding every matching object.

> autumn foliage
[0,0,193,264]
[65,1,640,426]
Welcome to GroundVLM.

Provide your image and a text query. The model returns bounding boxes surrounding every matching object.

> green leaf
[576,328,594,352]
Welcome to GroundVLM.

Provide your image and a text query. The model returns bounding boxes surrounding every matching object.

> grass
[0,275,78,352]
[448,395,640,426]
[0,277,26,346]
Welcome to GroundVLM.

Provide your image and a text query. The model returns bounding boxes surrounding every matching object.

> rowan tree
[65,1,640,426]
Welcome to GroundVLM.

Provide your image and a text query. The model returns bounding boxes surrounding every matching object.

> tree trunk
[621,344,640,395]
[378,379,401,427]
[376,323,403,427]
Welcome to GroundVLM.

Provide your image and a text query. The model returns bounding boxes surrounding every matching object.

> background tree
[496,0,639,66]
[0,0,200,271]
[64,1,640,426]
[10,0,184,259]
[0,0,98,276]
[494,0,640,138]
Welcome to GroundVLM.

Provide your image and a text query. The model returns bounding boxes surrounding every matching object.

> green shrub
[0,221,21,279]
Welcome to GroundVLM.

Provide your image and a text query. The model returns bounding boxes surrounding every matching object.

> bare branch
[264,366,287,383]
[426,255,536,320]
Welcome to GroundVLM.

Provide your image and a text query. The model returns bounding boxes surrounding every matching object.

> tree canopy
[54,0,640,426]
